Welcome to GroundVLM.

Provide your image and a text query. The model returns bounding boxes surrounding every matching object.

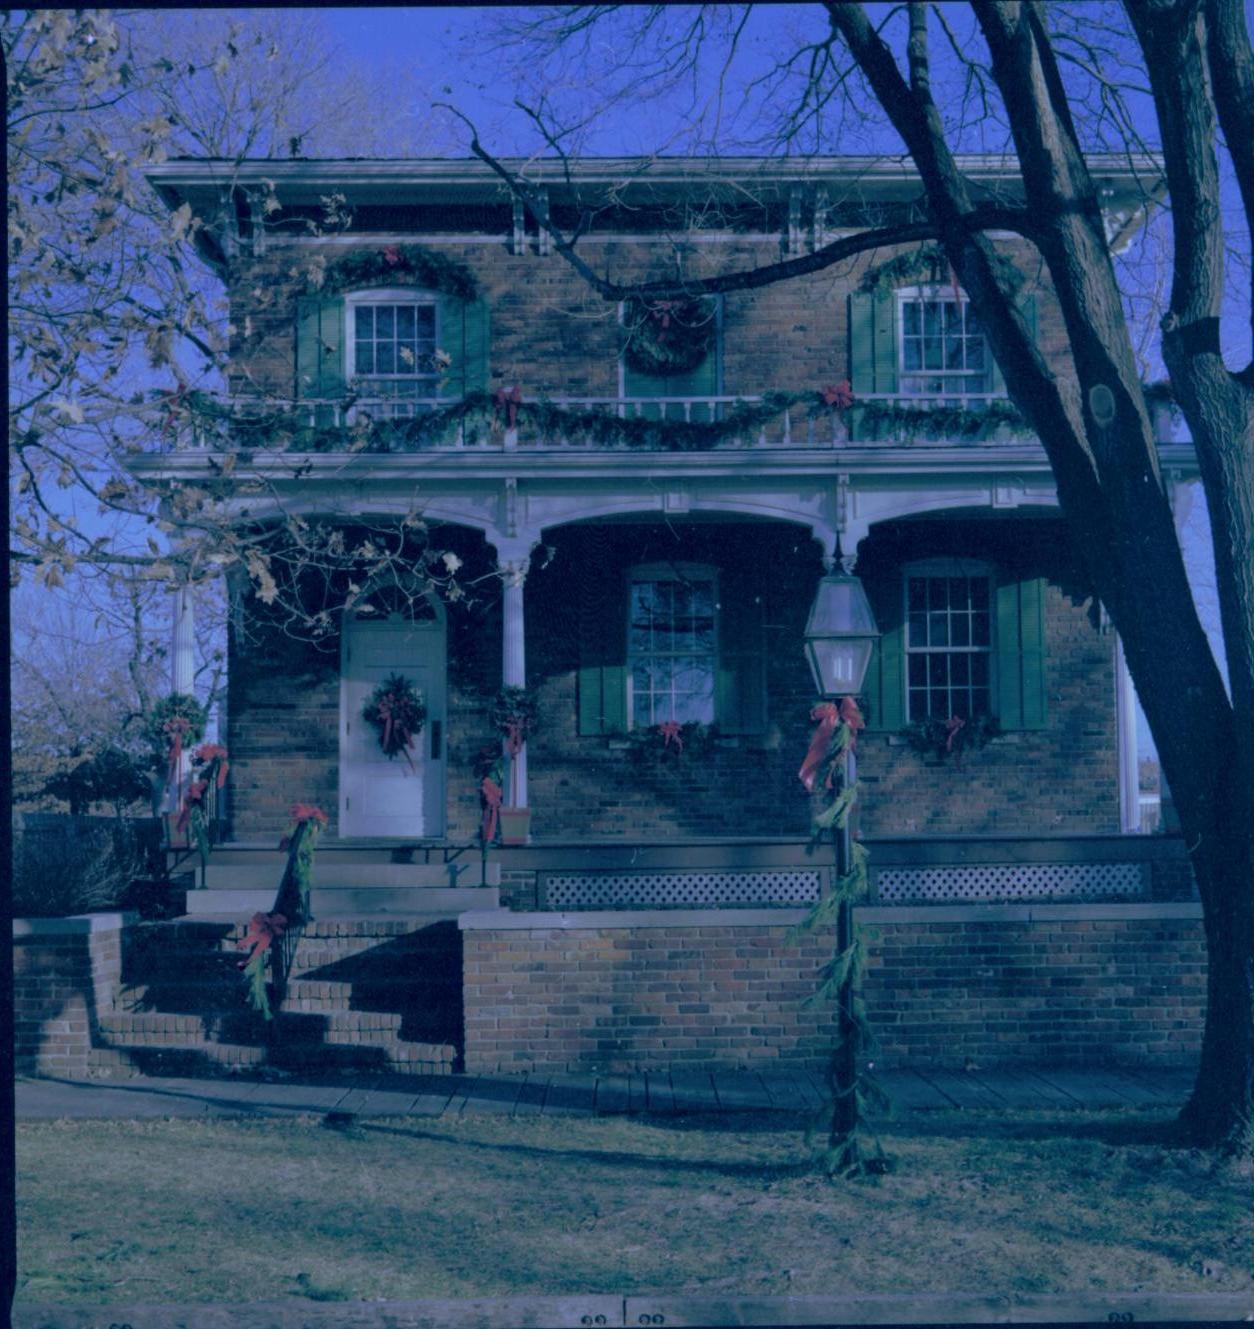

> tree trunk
[1178,823,1254,1147]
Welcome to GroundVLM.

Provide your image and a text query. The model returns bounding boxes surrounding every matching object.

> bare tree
[458,1,1254,1151]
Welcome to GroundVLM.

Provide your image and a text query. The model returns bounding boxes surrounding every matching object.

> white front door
[340,614,446,838]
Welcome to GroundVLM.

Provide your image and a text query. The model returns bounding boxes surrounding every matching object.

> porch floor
[17,1063,1194,1121]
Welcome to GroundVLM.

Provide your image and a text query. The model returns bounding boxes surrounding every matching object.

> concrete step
[201,861,499,890]
[182,885,499,917]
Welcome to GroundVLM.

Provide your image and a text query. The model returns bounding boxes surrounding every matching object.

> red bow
[194,743,230,788]
[821,381,854,409]
[289,803,328,827]
[237,911,287,967]
[480,775,503,844]
[493,384,522,429]
[658,721,684,752]
[649,300,680,331]
[382,245,402,266]
[798,696,865,792]
[376,694,417,773]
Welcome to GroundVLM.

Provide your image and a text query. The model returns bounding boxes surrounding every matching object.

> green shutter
[848,290,897,441]
[438,295,491,401]
[995,576,1048,730]
[715,578,766,734]
[862,572,905,732]
[989,294,1036,396]
[577,573,627,735]
[295,296,345,423]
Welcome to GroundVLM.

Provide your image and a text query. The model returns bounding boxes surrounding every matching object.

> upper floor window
[897,287,990,401]
[626,564,717,727]
[345,290,440,418]
[905,559,993,721]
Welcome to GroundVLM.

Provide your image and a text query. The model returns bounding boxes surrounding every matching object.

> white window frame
[625,562,719,730]
[903,557,996,722]
[895,284,994,402]
[344,288,442,417]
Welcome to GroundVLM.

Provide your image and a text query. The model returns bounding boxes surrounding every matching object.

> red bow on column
[164,715,191,790]
[503,718,526,757]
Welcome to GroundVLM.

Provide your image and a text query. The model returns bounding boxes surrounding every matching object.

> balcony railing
[165,391,1036,453]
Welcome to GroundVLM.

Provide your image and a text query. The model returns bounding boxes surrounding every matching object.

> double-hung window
[897,286,991,403]
[345,290,440,418]
[904,559,993,721]
[626,564,717,727]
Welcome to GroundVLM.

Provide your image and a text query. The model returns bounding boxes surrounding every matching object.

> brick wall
[227,516,1117,843]
[460,904,1205,1075]
[13,914,132,1077]
[228,234,1064,407]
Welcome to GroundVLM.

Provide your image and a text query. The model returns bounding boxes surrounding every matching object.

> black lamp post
[803,569,880,1153]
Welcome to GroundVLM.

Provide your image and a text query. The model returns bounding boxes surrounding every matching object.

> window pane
[902,301,919,336]
[396,306,415,339]
[376,306,394,338]
[971,580,989,609]
[929,655,947,688]
[972,612,990,646]
[951,615,970,647]
[903,338,922,371]
[948,578,968,607]
[416,305,436,337]
[930,579,949,609]
[923,301,941,339]
[909,690,928,721]
[972,687,990,715]
[928,612,949,646]
[355,343,373,375]
[356,307,374,338]
[376,342,395,374]
[908,578,927,612]
[908,654,927,686]
[971,654,989,685]
[908,612,926,644]
[951,654,970,685]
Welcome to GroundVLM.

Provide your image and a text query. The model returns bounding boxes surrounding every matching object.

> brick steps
[93,914,464,1078]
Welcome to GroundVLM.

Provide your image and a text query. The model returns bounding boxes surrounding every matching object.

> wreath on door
[362,674,427,770]
[622,296,717,377]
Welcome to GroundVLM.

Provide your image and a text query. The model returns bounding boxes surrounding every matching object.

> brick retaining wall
[459,904,1205,1075]
[13,914,133,1077]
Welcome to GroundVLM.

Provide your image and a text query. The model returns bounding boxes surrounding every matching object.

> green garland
[306,244,479,301]
[900,713,1001,764]
[622,297,718,377]
[852,396,1031,442]
[859,243,1026,301]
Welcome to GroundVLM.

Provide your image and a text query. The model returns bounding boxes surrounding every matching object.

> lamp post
[802,568,880,1158]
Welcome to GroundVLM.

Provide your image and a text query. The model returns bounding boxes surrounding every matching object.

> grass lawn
[16,1107,1254,1305]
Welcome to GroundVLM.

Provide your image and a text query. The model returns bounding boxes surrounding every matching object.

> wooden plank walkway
[16,1066,1193,1121]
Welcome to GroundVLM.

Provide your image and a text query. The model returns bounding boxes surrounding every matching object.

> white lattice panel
[542,870,822,910]
[875,862,1145,904]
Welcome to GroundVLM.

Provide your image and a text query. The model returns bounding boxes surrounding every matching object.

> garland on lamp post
[792,698,892,1178]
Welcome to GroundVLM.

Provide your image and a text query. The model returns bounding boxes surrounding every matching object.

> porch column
[166,585,196,811]
[501,557,529,808]
[1114,634,1141,832]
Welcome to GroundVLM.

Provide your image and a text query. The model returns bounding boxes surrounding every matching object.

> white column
[166,586,196,813]
[500,557,529,808]
[1114,634,1141,833]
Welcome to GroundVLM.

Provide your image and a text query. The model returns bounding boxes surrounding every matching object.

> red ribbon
[480,776,502,844]
[176,780,208,832]
[493,384,522,429]
[164,715,191,789]
[658,721,684,752]
[649,300,680,331]
[237,911,287,967]
[503,718,526,757]
[382,245,401,266]
[290,803,329,828]
[945,715,966,768]
[821,380,854,409]
[376,695,416,773]
[798,697,865,792]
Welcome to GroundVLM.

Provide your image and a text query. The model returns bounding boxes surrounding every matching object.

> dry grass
[16,1108,1254,1304]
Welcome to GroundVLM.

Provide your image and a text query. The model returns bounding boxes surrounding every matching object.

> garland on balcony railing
[852,396,1032,441]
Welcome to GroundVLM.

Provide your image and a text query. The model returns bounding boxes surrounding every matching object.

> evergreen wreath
[310,244,479,302]
[622,296,718,377]
[145,693,208,761]
[362,673,427,761]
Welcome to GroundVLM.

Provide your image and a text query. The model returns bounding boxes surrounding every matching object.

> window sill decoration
[900,713,1002,767]
[622,296,718,377]
[609,721,720,758]
[362,674,427,771]
[304,244,479,301]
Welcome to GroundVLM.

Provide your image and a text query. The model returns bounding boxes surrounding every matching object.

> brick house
[74,154,1205,1079]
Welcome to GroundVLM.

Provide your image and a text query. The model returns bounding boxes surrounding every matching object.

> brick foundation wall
[13,914,133,1077]
[459,904,1204,1075]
